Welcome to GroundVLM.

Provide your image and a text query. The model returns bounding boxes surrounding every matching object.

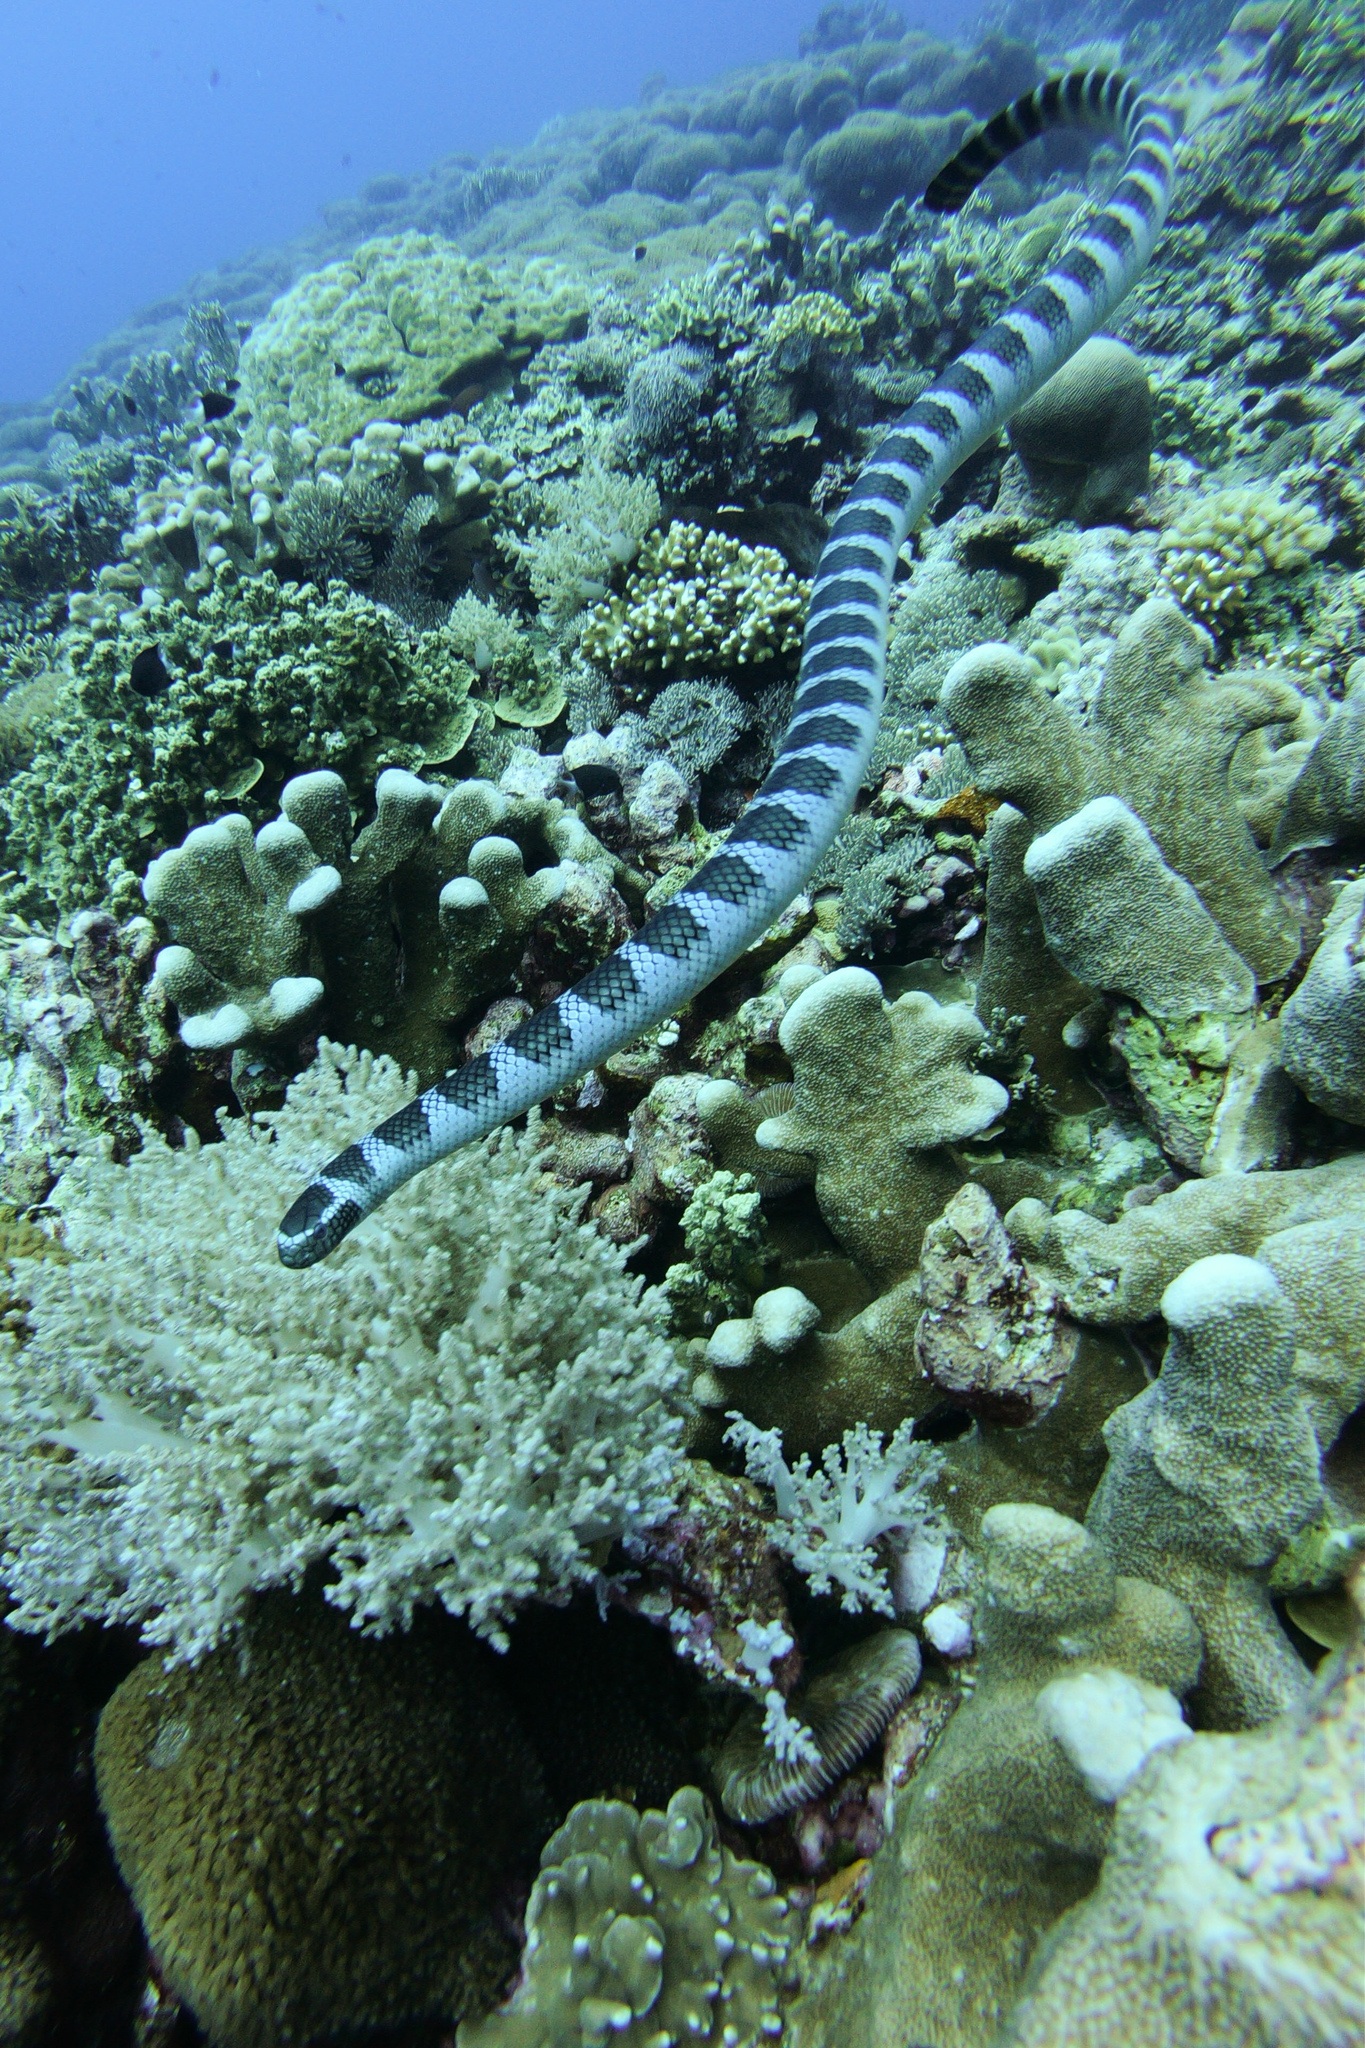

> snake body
[279,70,1178,1268]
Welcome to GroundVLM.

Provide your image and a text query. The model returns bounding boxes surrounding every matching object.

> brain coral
[237,234,588,445]
[0,1042,685,1662]
[96,1594,549,2048]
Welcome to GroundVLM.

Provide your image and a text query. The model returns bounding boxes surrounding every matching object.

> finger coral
[0,1042,685,1662]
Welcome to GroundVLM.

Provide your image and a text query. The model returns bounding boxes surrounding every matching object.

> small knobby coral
[581,521,809,676]
[726,1415,943,1615]
[1160,483,1333,623]
[0,1044,685,1662]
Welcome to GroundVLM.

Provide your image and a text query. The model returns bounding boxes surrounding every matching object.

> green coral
[581,522,809,677]
[665,1169,769,1332]
[765,291,862,358]
[0,566,479,911]
[458,1786,799,2048]
[446,592,566,727]
[236,234,588,445]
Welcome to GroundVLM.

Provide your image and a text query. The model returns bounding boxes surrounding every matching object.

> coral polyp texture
[0,2,1361,2043]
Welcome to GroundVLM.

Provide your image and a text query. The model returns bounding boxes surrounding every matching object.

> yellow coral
[765,292,863,357]
[1161,484,1333,622]
[581,521,809,675]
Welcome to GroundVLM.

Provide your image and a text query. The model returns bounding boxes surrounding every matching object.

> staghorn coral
[1001,1582,1365,2047]
[581,522,809,678]
[457,1785,799,2048]
[1160,482,1333,625]
[785,1504,1202,2048]
[0,1042,685,1661]
[1086,1255,1321,1729]
[95,1595,548,2048]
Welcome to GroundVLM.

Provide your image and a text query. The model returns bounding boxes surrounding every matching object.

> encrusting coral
[236,235,588,445]
[0,1043,685,1661]
[457,1785,799,2048]
[1085,1254,1322,1730]
[95,1594,549,2048]
[785,1503,1202,2048]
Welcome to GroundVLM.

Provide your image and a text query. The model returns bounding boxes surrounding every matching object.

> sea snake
[278,69,1178,1268]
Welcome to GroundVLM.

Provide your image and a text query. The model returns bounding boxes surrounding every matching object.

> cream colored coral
[1161,484,1332,622]
[581,521,809,675]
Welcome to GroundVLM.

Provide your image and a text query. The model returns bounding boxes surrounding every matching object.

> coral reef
[1005,337,1153,521]
[1279,878,1365,1125]
[0,1044,684,1660]
[236,236,588,445]
[785,1504,1202,2048]
[581,522,809,677]
[95,1595,548,2047]
[143,758,627,1082]
[1086,1255,1322,1729]
[1001,1579,1365,2047]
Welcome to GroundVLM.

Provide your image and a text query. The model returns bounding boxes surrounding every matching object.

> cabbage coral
[0,1043,685,1662]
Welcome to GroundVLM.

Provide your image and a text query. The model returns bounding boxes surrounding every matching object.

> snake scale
[278,69,1178,1268]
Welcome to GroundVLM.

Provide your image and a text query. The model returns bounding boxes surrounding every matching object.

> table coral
[457,1786,799,2048]
[0,1042,685,1661]
[95,1596,548,2048]
[236,235,588,445]
[785,1504,1201,2048]
[1086,1255,1321,1729]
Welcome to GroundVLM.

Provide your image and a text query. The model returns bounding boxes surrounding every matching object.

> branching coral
[0,1042,685,1661]
[1086,1254,1321,1729]
[1160,482,1333,624]
[145,761,627,1081]
[725,1415,942,1615]
[581,522,809,677]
